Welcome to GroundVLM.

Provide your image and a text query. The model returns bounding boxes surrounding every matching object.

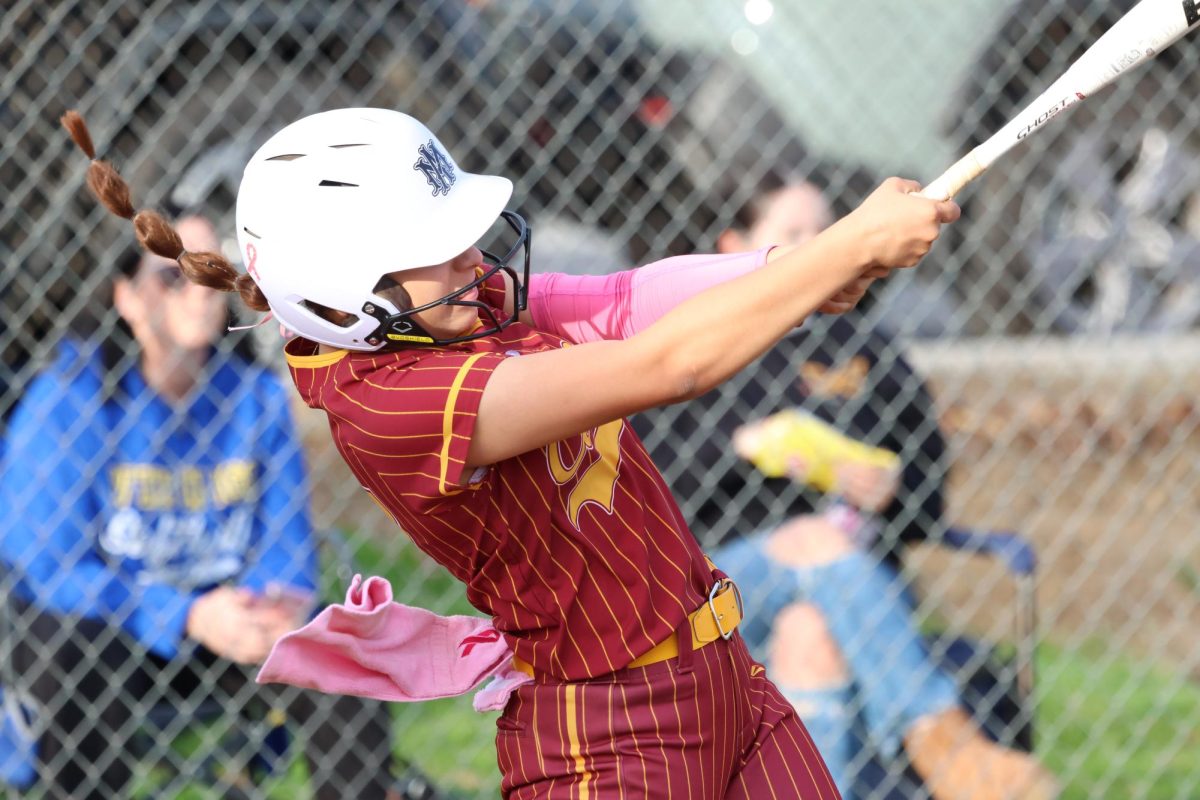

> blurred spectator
[0,216,398,799]
[636,177,1058,800]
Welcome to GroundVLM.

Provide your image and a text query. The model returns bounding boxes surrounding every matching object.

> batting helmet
[235,108,530,350]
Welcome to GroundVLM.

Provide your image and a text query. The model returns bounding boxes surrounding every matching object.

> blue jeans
[715,531,959,796]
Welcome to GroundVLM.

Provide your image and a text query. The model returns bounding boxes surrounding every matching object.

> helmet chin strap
[358,262,513,348]
[362,299,438,347]
[358,210,531,350]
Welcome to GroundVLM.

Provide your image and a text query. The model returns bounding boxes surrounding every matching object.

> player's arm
[468,179,958,469]
[502,249,774,334]
[501,244,856,341]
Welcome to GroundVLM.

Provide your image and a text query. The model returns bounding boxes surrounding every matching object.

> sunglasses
[147,265,188,290]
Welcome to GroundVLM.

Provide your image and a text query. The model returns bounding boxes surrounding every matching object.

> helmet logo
[413,140,456,197]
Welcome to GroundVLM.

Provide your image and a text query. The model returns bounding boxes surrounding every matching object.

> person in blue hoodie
[0,216,399,799]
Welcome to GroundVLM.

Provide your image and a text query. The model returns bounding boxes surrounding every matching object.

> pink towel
[256,574,531,712]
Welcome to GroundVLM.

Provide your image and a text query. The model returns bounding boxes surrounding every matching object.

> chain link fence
[1,0,1197,797]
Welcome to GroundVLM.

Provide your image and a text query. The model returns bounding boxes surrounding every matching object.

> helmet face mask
[361,210,532,348]
[235,108,521,351]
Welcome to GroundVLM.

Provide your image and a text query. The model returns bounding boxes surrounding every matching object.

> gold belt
[512,578,743,678]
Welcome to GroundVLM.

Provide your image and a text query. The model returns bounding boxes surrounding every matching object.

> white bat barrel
[921,0,1200,200]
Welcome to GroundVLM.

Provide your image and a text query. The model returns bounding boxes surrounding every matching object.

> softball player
[64,108,958,799]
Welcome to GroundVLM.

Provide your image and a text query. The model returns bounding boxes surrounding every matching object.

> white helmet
[235,108,529,350]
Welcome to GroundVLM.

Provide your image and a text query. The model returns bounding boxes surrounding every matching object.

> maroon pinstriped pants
[495,632,840,799]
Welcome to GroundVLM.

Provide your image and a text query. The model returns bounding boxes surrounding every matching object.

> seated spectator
[637,178,1058,800]
[0,216,399,799]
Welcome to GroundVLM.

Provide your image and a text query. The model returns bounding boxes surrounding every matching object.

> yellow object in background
[740,409,900,493]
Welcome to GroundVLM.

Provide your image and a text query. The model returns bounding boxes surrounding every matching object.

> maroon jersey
[284,278,714,680]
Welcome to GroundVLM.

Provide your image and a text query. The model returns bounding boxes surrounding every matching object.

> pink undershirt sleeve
[526,247,774,344]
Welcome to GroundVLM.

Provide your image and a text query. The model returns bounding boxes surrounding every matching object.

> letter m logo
[1185,0,1199,26]
[413,140,456,197]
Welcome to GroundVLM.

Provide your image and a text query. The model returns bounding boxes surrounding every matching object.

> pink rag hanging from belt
[256,574,530,712]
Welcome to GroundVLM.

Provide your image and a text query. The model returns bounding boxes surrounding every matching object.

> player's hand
[833,461,900,513]
[818,266,891,314]
[843,177,960,271]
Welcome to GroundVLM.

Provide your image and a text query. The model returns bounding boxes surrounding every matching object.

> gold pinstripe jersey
[284,278,713,681]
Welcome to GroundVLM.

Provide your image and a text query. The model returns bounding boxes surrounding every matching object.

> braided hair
[60,110,270,314]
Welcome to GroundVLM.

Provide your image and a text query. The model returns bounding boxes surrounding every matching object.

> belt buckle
[708,578,741,640]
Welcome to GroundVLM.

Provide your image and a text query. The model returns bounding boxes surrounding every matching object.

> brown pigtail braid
[235,273,270,311]
[60,110,271,313]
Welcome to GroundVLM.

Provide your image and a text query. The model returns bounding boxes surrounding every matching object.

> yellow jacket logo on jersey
[545,419,624,528]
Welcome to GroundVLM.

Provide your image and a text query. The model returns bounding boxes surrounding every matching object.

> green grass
[1036,641,1200,800]
[344,533,478,617]
[392,697,502,795]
